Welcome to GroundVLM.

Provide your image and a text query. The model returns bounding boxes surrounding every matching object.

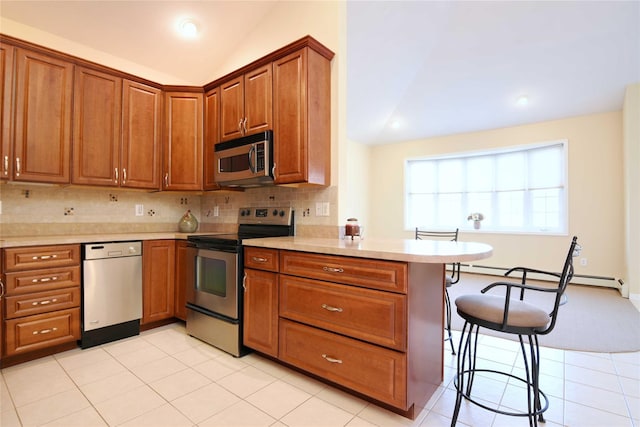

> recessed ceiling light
[390,119,401,129]
[178,19,199,39]
[516,95,529,106]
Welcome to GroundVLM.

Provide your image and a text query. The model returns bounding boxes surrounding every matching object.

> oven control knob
[272,209,278,216]
[279,210,285,217]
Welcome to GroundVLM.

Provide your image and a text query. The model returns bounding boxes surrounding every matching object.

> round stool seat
[456,294,550,330]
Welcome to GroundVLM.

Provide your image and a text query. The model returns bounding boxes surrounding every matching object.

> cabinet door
[220,76,244,141]
[243,268,279,357]
[273,48,330,186]
[163,92,203,190]
[1,44,14,180]
[72,66,122,186]
[244,64,272,136]
[122,80,162,189]
[203,87,220,190]
[142,240,175,324]
[174,240,194,321]
[14,48,73,183]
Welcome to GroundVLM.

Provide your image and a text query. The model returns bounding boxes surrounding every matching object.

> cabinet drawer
[279,319,407,409]
[4,308,81,356]
[280,250,407,293]
[244,247,279,272]
[4,287,81,319]
[280,276,406,351]
[3,244,80,272]
[5,266,81,295]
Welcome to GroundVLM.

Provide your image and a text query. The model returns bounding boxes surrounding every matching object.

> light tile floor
[1,323,638,426]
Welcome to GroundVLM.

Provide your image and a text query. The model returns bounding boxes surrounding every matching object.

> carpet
[448,274,640,353]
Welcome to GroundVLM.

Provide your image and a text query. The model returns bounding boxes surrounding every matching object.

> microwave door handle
[248,145,256,173]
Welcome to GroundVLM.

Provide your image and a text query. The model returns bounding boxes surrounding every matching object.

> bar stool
[451,236,580,427]
[415,228,460,354]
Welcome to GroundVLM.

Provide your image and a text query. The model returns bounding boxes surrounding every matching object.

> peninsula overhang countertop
[242,236,493,264]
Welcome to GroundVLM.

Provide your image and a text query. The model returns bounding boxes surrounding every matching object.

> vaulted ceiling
[2,1,638,145]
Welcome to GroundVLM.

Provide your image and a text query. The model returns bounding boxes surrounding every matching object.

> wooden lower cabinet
[243,247,443,418]
[142,240,175,324]
[243,268,279,357]
[279,319,407,408]
[2,244,81,363]
[4,308,80,356]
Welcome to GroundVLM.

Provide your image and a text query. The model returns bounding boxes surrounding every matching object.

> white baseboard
[460,264,626,296]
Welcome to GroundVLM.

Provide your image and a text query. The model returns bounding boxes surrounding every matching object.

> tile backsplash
[0,182,339,238]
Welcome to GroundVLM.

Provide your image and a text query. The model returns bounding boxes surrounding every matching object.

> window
[405,140,567,234]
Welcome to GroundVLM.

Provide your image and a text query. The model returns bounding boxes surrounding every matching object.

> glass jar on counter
[345,218,360,239]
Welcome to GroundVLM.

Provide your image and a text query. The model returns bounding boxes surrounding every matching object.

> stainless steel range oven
[186,207,294,356]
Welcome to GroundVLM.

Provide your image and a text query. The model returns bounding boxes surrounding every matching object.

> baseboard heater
[458,263,627,297]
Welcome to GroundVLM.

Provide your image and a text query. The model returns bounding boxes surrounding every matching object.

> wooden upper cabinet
[219,64,272,142]
[203,87,220,190]
[273,47,331,186]
[122,80,162,190]
[244,65,272,136]
[72,66,122,186]
[1,44,14,180]
[13,48,73,184]
[163,91,203,191]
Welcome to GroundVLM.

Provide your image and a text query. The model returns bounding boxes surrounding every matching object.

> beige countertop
[0,232,218,248]
[242,236,493,264]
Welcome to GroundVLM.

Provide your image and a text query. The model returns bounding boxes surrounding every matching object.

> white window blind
[405,141,567,234]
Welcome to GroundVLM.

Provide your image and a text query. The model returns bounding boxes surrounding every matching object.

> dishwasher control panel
[84,241,142,260]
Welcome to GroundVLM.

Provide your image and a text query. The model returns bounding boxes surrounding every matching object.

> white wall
[367,111,626,287]
[623,83,640,300]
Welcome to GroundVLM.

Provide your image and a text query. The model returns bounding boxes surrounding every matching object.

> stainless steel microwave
[214,130,274,187]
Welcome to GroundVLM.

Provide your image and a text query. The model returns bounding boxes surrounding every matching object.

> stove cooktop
[187,206,294,246]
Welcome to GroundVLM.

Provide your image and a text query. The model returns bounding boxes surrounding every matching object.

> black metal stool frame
[451,236,579,427]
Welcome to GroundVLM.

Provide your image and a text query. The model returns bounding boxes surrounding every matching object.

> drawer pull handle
[321,304,343,313]
[33,327,57,335]
[252,256,268,263]
[31,277,58,283]
[322,354,343,364]
[322,266,344,273]
[31,299,57,306]
[32,255,57,260]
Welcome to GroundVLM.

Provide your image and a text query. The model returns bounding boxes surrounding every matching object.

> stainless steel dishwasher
[81,241,142,348]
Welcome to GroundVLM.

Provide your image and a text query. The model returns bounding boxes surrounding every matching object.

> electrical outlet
[213,206,219,216]
[580,258,588,266]
[135,204,144,216]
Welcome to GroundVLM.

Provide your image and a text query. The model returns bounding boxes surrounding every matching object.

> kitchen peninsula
[241,236,492,419]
